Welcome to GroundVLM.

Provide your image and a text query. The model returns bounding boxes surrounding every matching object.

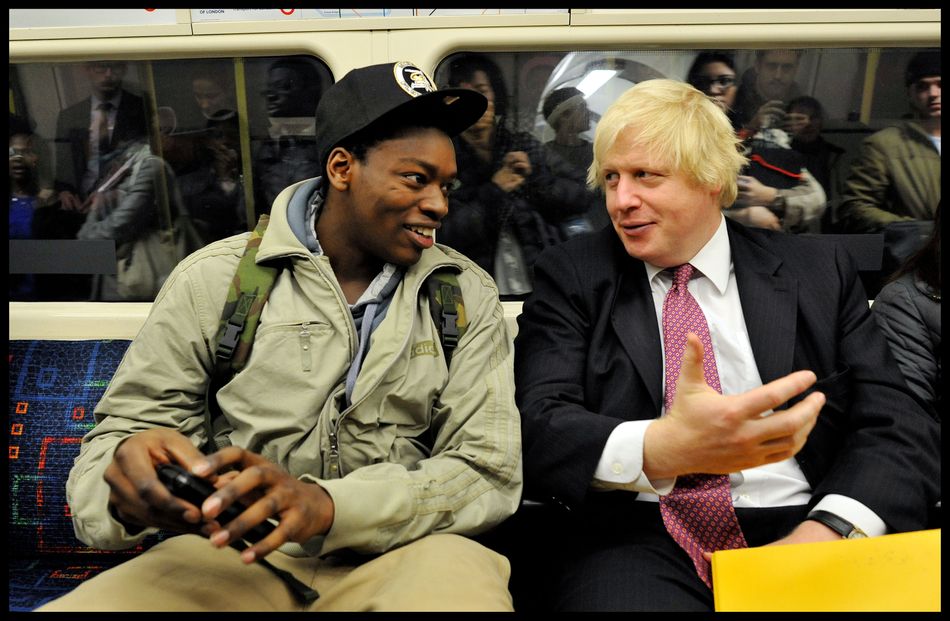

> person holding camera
[687,51,826,233]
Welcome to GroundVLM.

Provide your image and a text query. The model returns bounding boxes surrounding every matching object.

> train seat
[8,339,169,611]
[5,304,522,611]
[7,295,903,611]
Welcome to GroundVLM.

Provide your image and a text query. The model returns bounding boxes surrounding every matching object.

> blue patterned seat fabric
[8,340,168,611]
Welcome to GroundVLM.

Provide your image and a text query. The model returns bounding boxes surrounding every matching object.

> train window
[434,47,939,299]
[9,55,332,302]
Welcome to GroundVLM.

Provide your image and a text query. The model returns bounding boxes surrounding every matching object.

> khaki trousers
[36,533,513,612]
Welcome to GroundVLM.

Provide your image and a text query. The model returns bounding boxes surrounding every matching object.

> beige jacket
[67,179,523,557]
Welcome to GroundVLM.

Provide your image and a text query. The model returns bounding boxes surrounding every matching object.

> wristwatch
[807,510,868,539]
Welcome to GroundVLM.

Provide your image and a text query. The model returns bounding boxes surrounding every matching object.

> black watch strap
[807,510,867,539]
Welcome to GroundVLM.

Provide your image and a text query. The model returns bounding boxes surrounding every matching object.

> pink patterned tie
[658,263,747,589]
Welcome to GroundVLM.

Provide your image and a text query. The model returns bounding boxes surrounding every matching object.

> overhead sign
[10,9,178,29]
[190,9,567,22]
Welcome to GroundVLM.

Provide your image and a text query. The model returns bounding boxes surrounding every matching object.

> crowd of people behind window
[434,54,598,296]
[9,49,940,303]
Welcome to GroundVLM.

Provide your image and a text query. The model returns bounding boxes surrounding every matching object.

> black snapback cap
[315,61,488,173]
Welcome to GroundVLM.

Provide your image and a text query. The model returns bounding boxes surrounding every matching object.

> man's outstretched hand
[644,333,824,479]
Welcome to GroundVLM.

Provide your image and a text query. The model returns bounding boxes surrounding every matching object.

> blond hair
[588,79,746,207]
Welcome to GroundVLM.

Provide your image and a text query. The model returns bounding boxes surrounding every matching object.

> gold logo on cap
[393,61,436,97]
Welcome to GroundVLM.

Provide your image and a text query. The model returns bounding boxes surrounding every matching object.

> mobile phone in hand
[157,463,275,543]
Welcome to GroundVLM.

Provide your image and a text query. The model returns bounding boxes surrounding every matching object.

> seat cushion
[9,340,134,556]
[8,340,168,610]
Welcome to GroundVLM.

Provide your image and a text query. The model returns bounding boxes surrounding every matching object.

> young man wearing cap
[39,61,522,612]
[838,50,941,234]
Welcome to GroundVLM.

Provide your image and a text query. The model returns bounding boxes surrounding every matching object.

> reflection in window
[686,51,828,235]
[153,58,246,247]
[245,56,329,219]
[9,115,89,300]
[434,53,600,297]
[434,47,939,299]
[7,47,938,302]
[9,55,332,302]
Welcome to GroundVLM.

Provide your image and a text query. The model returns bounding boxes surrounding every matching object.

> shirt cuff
[811,494,888,538]
[592,420,675,495]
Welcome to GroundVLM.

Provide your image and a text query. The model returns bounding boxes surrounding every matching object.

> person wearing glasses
[53,61,148,213]
[687,52,826,234]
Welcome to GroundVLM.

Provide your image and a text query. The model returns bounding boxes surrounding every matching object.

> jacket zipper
[328,427,340,476]
[326,260,453,479]
[299,255,356,478]
[299,321,312,372]
[341,267,434,414]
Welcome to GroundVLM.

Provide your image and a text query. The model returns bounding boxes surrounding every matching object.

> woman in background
[872,204,941,420]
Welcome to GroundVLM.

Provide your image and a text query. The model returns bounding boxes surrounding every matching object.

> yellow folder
[712,529,941,612]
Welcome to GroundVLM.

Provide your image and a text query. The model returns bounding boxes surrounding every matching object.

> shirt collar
[645,213,731,294]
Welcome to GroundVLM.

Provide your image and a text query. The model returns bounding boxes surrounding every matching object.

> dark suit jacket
[53,90,148,196]
[514,219,939,533]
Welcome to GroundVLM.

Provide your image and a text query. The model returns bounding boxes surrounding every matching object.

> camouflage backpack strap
[204,214,282,453]
[425,268,467,369]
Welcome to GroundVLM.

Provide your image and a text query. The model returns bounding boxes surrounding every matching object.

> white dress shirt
[593,214,886,537]
[81,92,123,194]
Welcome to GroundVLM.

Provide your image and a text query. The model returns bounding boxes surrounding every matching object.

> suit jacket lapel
[728,221,798,384]
[611,258,664,413]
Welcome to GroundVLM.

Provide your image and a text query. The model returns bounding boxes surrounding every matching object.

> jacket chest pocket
[255,320,334,373]
[298,321,317,371]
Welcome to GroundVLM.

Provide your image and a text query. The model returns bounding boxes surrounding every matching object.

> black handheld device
[156,462,276,543]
